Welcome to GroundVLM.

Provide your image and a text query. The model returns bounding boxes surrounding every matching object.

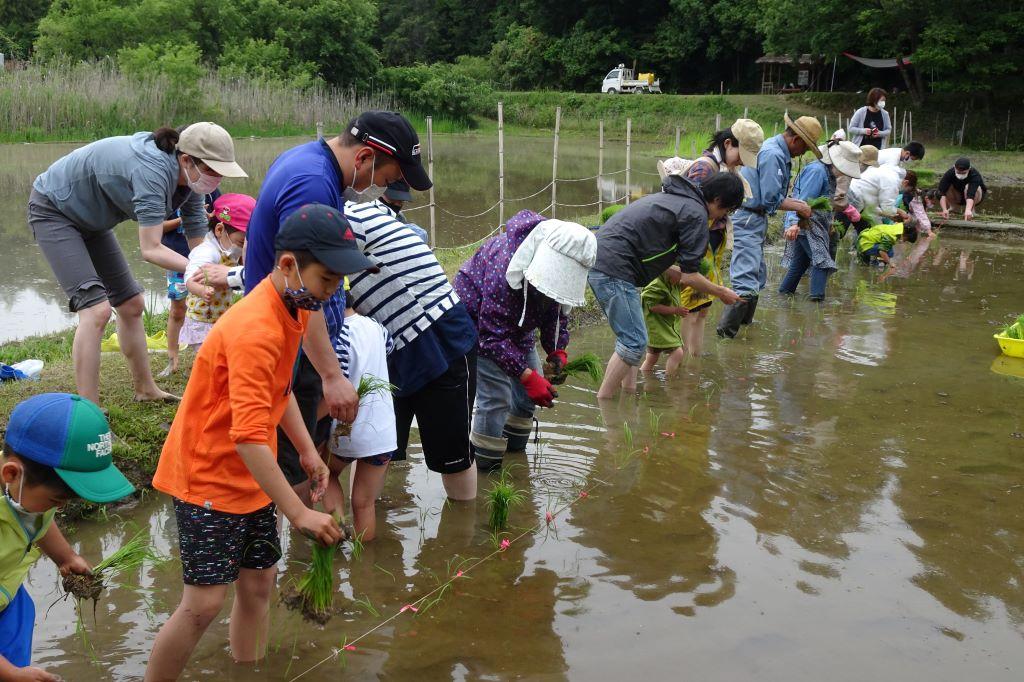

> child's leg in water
[351,460,389,542]
[640,350,661,372]
[664,347,686,374]
[324,456,351,525]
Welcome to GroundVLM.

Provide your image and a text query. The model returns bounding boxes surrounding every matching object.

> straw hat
[819,140,863,179]
[783,114,824,159]
[858,145,879,167]
[731,119,764,168]
[506,220,597,309]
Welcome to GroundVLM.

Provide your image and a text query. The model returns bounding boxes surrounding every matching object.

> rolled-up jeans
[470,349,540,465]
[588,270,647,366]
[778,233,830,299]
[729,210,769,297]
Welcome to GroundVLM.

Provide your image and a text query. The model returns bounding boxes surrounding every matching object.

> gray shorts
[28,189,143,312]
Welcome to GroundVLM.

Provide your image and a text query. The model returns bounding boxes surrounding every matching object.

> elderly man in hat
[716,114,822,338]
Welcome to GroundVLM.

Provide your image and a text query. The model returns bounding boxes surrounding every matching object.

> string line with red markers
[286,482,603,681]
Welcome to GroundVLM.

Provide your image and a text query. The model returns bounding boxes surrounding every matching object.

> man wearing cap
[377,180,430,243]
[716,114,821,338]
[939,158,987,221]
[234,112,423,501]
[29,122,247,408]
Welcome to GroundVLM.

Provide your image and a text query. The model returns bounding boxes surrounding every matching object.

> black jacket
[593,175,709,287]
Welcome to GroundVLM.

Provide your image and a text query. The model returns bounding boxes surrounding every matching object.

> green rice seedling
[62,528,166,602]
[352,594,380,617]
[600,204,626,223]
[291,527,340,624]
[336,374,397,436]
[698,257,713,276]
[807,196,833,211]
[623,422,634,452]
[349,529,366,562]
[560,353,604,384]
[485,468,526,530]
[648,409,663,435]
[420,582,451,614]
[374,563,396,581]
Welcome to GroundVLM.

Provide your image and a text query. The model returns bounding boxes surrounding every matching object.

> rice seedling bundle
[62,529,165,603]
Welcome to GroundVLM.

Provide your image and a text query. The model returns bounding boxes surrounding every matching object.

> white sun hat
[819,140,863,179]
[506,220,597,310]
[657,156,693,182]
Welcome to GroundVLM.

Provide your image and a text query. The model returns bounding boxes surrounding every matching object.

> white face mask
[214,231,243,261]
[955,171,969,181]
[343,153,387,204]
[5,473,42,528]
[877,100,886,109]
[185,159,222,195]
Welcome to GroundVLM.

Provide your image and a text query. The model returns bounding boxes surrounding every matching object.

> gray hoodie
[33,132,206,237]
[592,175,709,287]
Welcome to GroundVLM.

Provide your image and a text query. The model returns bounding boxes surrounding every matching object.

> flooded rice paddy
[23,234,1024,680]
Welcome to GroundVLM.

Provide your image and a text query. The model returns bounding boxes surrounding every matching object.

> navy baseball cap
[275,204,379,275]
[348,112,432,192]
[385,180,413,202]
[4,393,134,503]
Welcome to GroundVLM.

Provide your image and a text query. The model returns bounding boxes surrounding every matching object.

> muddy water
[0,135,661,342]
[26,236,1024,680]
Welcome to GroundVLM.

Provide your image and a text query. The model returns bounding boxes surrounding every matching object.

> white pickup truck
[601,64,662,94]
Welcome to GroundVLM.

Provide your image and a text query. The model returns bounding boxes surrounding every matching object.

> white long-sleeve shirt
[850,165,905,218]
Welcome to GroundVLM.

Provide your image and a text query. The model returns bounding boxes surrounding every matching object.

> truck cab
[601,64,661,94]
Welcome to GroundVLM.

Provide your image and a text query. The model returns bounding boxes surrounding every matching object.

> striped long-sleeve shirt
[343,201,460,350]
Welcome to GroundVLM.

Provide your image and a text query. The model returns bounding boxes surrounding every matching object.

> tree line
[2,0,1021,105]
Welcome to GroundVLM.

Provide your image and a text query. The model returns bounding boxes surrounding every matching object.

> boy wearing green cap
[1,392,135,680]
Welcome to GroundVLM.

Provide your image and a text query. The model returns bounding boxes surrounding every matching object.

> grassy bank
[0,311,191,520]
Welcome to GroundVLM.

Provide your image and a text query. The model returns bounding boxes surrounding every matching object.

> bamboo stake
[426,116,436,247]
[551,106,561,218]
[598,120,605,217]
[674,126,680,156]
[625,118,632,206]
[714,113,721,131]
[497,101,505,229]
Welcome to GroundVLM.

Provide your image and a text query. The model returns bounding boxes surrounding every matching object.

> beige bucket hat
[819,140,863,179]
[731,119,765,168]
[858,145,880,167]
[784,114,824,159]
[506,220,597,309]
[177,122,247,177]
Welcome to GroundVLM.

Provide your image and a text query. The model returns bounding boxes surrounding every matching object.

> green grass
[1,311,192,520]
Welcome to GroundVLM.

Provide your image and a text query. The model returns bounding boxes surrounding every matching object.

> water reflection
[21,236,1024,680]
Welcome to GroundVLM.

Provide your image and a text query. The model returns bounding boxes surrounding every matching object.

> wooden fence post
[551,106,561,217]
[497,101,505,229]
[598,119,605,217]
[426,116,436,247]
[625,118,632,205]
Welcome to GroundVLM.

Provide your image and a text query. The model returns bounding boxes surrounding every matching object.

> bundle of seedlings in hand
[558,353,604,384]
[62,529,165,602]
[334,374,397,437]
[485,468,526,530]
[292,539,339,625]
[807,196,833,211]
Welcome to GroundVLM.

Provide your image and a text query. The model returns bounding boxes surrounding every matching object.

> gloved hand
[842,203,861,223]
[521,370,557,407]
[545,350,568,384]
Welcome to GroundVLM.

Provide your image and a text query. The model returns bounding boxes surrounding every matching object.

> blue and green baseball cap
[4,393,134,503]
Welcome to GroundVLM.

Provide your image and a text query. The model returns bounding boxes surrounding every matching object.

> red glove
[843,203,861,223]
[521,370,557,407]
[547,350,568,373]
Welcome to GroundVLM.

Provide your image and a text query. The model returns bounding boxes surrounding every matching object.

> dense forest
[2,0,1022,100]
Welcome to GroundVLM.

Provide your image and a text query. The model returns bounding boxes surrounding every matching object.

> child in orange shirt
[147,204,378,681]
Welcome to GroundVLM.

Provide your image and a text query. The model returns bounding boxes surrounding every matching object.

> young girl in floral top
[180,193,255,348]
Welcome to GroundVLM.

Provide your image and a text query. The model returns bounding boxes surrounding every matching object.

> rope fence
[363,107,655,248]
[285,480,606,682]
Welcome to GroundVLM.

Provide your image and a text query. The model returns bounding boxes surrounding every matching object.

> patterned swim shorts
[173,499,281,585]
[166,271,187,301]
